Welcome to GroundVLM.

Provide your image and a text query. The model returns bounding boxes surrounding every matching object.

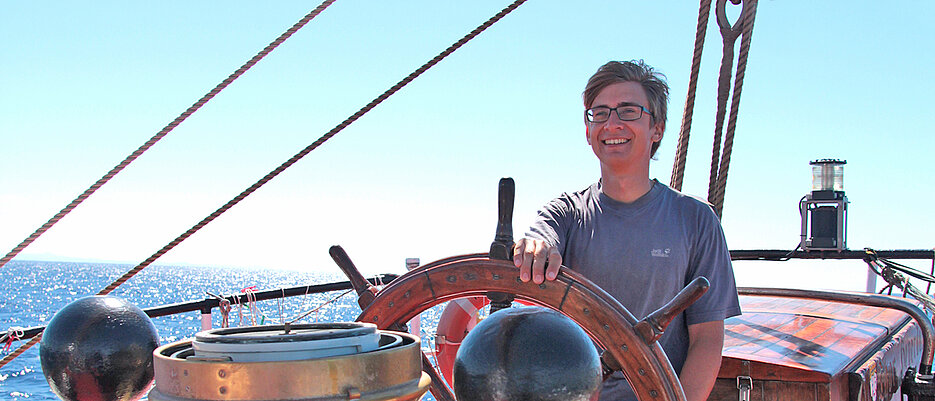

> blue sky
[1,1,932,290]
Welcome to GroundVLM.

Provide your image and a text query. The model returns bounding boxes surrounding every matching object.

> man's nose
[604,112,628,128]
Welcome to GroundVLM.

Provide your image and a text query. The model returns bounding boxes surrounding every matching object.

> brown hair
[583,60,669,156]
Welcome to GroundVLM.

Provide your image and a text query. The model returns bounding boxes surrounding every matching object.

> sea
[0,260,447,400]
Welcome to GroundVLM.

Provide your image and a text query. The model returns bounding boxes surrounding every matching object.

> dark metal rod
[11,274,399,342]
[731,249,934,261]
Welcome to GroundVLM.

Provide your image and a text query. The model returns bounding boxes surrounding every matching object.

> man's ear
[585,124,591,145]
[651,121,665,142]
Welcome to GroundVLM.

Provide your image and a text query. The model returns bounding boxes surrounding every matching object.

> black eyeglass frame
[584,104,653,124]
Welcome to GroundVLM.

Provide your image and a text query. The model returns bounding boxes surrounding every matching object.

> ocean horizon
[0,260,442,400]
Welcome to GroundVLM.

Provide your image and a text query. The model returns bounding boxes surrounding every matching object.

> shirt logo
[651,248,671,258]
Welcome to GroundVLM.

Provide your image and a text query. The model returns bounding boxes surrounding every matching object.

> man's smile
[603,138,630,145]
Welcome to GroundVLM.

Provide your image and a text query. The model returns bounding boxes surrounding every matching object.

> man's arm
[679,320,724,401]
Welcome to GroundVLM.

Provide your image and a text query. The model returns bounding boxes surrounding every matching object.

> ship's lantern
[800,159,848,252]
[811,158,845,192]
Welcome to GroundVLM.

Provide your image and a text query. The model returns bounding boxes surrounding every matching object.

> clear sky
[1,1,932,291]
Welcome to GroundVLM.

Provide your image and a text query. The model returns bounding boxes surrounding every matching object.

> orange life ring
[434,296,488,386]
[434,296,538,386]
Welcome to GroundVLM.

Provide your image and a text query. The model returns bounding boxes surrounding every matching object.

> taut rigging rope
[97,0,528,297]
[0,0,529,370]
[865,249,935,313]
[0,0,338,270]
[670,0,712,192]
[707,0,758,218]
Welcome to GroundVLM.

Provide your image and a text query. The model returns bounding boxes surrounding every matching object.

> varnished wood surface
[848,321,923,401]
[709,379,831,401]
[718,294,912,383]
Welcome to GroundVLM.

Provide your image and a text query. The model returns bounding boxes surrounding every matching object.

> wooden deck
[709,293,924,401]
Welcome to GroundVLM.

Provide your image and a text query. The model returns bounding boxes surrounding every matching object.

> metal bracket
[736,375,753,401]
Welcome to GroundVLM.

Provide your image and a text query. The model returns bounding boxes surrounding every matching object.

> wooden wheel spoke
[356,255,686,401]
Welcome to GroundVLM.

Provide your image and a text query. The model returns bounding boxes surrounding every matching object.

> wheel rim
[356,255,686,401]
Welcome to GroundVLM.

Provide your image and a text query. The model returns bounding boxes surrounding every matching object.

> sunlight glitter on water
[0,260,404,400]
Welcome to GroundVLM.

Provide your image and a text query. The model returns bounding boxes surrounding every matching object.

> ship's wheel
[337,178,703,401]
[356,254,699,401]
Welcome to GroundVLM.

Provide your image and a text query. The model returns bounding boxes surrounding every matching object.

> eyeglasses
[585,105,652,123]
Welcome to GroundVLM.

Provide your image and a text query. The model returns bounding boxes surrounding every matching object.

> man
[512,60,741,401]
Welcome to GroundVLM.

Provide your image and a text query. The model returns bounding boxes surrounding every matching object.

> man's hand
[513,238,562,284]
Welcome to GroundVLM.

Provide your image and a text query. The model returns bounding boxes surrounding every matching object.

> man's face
[585,81,664,173]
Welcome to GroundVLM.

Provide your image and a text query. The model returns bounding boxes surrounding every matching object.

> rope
[219,299,232,328]
[0,0,348,352]
[96,0,528,297]
[669,0,712,191]
[234,291,245,326]
[287,288,354,325]
[206,291,233,328]
[1,327,24,352]
[242,286,261,326]
[0,0,338,270]
[707,0,758,218]
[869,259,935,313]
[0,0,529,369]
[710,0,757,217]
[865,249,935,312]
[706,2,739,209]
[0,334,40,369]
